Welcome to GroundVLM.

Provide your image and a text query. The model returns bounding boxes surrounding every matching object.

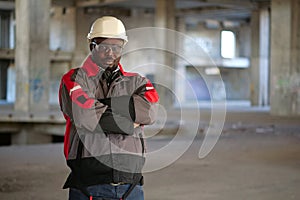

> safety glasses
[91,42,123,54]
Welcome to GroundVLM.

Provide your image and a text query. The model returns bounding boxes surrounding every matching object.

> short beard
[91,54,121,70]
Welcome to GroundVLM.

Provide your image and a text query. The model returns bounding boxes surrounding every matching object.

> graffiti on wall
[273,73,300,113]
[29,69,46,103]
[30,78,44,103]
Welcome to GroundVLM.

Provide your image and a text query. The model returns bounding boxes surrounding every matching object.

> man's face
[90,38,124,70]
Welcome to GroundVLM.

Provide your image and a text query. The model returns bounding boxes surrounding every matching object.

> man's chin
[91,55,116,70]
[101,63,117,70]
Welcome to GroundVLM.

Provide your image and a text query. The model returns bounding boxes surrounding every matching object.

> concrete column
[270,0,300,116]
[15,0,51,113]
[6,63,15,102]
[250,8,270,107]
[250,10,259,106]
[73,7,89,68]
[175,16,186,105]
[155,0,176,108]
[259,9,270,106]
[14,0,51,144]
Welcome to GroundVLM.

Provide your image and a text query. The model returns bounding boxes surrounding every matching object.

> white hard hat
[87,16,128,43]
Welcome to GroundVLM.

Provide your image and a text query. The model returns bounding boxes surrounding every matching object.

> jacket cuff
[99,96,136,121]
[98,108,134,135]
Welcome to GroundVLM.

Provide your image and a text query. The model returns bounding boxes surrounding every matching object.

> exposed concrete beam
[84,6,130,16]
[52,0,75,7]
[0,1,15,10]
[0,48,14,60]
[0,122,21,133]
[0,49,72,61]
[33,124,65,136]
[76,0,128,7]
[50,51,73,61]
[178,8,251,20]
[75,0,258,9]
[205,0,257,9]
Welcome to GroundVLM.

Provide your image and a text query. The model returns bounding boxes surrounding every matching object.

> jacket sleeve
[98,108,134,134]
[59,68,108,132]
[99,96,136,122]
[59,68,134,134]
[132,77,159,125]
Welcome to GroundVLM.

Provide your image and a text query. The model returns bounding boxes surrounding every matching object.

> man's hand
[134,123,140,128]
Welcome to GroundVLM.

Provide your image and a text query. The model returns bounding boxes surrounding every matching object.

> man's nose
[105,47,113,55]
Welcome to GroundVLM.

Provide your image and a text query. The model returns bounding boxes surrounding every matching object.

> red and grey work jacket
[59,55,159,189]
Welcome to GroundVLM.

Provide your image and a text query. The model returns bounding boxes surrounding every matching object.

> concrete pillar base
[11,126,52,145]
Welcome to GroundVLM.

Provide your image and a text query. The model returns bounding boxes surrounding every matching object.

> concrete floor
[145,134,300,200]
[0,108,300,200]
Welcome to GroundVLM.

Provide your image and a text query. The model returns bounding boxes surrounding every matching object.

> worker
[59,16,159,200]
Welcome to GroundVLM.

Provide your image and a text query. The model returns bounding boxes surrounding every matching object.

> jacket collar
[81,55,100,77]
[82,55,128,77]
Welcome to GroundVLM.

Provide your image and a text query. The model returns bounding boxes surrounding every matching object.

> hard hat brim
[87,33,128,43]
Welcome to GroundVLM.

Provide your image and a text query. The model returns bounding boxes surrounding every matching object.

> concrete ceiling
[76,0,258,9]
[76,0,270,23]
[0,0,270,23]
[0,0,14,10]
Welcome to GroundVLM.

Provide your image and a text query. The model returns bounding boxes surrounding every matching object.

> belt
[82,176,143,200]
[110,182,126,186]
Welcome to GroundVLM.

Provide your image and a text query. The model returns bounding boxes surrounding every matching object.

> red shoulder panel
[61,69,95,109]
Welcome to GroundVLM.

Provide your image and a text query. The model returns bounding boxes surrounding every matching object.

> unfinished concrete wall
[50,6,76,52]
[186,23,220,59]
[70,6,253,103]
[119,9,156,77]
[49,62,69,104]
[184,21,251,101]
[238,24,252,58]
[221,68,250,100]
[49,6,75,105]
[4,5,75,105]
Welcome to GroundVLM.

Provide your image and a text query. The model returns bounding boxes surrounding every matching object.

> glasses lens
[111,45,122,53]
[92,42,123,54]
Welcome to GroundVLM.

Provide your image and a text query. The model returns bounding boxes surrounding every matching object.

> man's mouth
[104,58,115,65]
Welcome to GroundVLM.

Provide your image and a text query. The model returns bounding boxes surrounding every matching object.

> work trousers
[68,184,144,200]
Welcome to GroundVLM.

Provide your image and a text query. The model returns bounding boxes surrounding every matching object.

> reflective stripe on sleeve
[69,85,82,96]
[146,86,154,90]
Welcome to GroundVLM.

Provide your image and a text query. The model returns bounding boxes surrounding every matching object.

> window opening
[221,30,236,58]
